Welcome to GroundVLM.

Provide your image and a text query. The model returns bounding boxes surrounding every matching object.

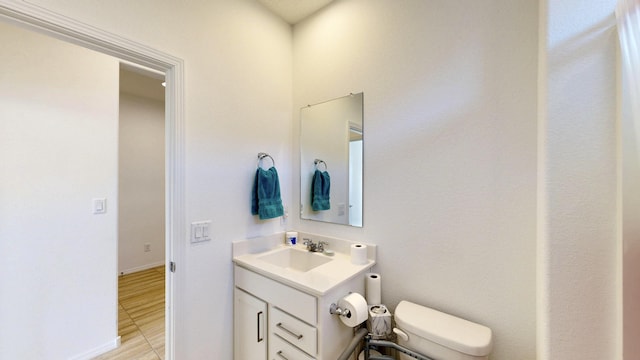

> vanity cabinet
[234,288,267,360]
[234,265,366,360]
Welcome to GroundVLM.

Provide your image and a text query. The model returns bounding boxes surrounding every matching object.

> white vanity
[232,233,376,360]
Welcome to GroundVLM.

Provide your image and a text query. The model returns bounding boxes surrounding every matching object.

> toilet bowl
[394,300,493,360]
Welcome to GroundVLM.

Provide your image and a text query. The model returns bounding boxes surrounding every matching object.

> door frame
[0,2,185,359]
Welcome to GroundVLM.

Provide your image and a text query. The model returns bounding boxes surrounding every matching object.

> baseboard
[68,336,121,360]
[119,260,165,275]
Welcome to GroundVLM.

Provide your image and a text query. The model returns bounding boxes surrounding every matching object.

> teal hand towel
[251,167,284,219]
[311,169,330,211]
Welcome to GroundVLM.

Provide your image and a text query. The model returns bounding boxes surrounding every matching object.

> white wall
[11,0,294,358]
[119,87,165,274]
[293,1,538,359]
[0,21,119,359]
[538,0,619,359]
[622,56,640,358]
[0,0,624,359]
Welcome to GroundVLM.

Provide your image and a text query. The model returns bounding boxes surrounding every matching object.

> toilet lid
[394,300,493,356]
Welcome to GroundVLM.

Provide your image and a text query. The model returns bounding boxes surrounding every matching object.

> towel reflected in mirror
[311,169,330,211]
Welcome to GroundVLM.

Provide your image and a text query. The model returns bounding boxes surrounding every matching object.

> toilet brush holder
[368,305,393,339]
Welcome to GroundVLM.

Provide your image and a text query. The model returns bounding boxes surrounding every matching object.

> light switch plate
[191,220,212,243]
[93,198,107,214]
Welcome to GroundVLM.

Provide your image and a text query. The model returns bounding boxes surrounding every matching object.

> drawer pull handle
[276,322,304,339]
[276,350,289,360]
[257,311,264,343]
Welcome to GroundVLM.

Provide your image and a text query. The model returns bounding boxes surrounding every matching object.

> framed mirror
[300,93,363,227]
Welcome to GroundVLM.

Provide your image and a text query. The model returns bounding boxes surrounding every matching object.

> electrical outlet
[144,243,151,252]
[338,203,346,216]
[280,206,289,225]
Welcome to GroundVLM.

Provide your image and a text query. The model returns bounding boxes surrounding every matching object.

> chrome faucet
[317,241,328,253]
[303,238,329,252]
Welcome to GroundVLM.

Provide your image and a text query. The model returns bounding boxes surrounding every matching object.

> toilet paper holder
[332,292,369,328]
[329,303,351,318]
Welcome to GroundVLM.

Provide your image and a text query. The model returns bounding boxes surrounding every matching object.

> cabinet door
[234,288,267,360]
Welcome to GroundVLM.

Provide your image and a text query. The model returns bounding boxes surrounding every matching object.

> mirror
[300,93,363,227]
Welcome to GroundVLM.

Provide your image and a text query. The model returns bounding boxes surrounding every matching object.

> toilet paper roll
[337,292,368,328]
[350,243,368,265]
[365,273,382,305]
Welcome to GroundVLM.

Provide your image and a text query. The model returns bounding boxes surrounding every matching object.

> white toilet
[393,300,493,360]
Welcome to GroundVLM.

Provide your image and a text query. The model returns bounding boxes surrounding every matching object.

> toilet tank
[394,301,493,360]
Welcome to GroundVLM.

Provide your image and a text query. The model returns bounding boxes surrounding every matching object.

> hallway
[95,266,165,360]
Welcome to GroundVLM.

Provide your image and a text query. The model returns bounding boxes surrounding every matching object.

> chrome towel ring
[314,159,327,171]
[257,152,275,168]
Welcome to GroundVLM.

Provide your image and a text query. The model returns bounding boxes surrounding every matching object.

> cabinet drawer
[270,306,317,356]
[235,265,317,324]
[270,333,315,360]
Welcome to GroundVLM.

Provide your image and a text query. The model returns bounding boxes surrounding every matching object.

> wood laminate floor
[94,266,165,360]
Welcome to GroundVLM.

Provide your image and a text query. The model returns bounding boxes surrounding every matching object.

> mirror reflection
[300,93,363,227]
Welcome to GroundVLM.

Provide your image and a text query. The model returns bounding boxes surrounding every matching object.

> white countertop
[232,232,376,296]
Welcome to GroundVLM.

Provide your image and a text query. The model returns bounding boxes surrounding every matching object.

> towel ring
[314,159,327,171]
[258,152,275,169]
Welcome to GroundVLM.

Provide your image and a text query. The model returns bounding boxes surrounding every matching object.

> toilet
[393,300,493,360]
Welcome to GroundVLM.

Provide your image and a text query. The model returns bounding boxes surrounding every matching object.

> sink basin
[257,247,333,272]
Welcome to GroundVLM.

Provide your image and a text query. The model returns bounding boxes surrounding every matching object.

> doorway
[118,65,166,277]
[0,3,184,359]
[114,65,166,358]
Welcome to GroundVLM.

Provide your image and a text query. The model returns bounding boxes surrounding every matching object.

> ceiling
[257,0,335,24]
[120,64,165,102]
